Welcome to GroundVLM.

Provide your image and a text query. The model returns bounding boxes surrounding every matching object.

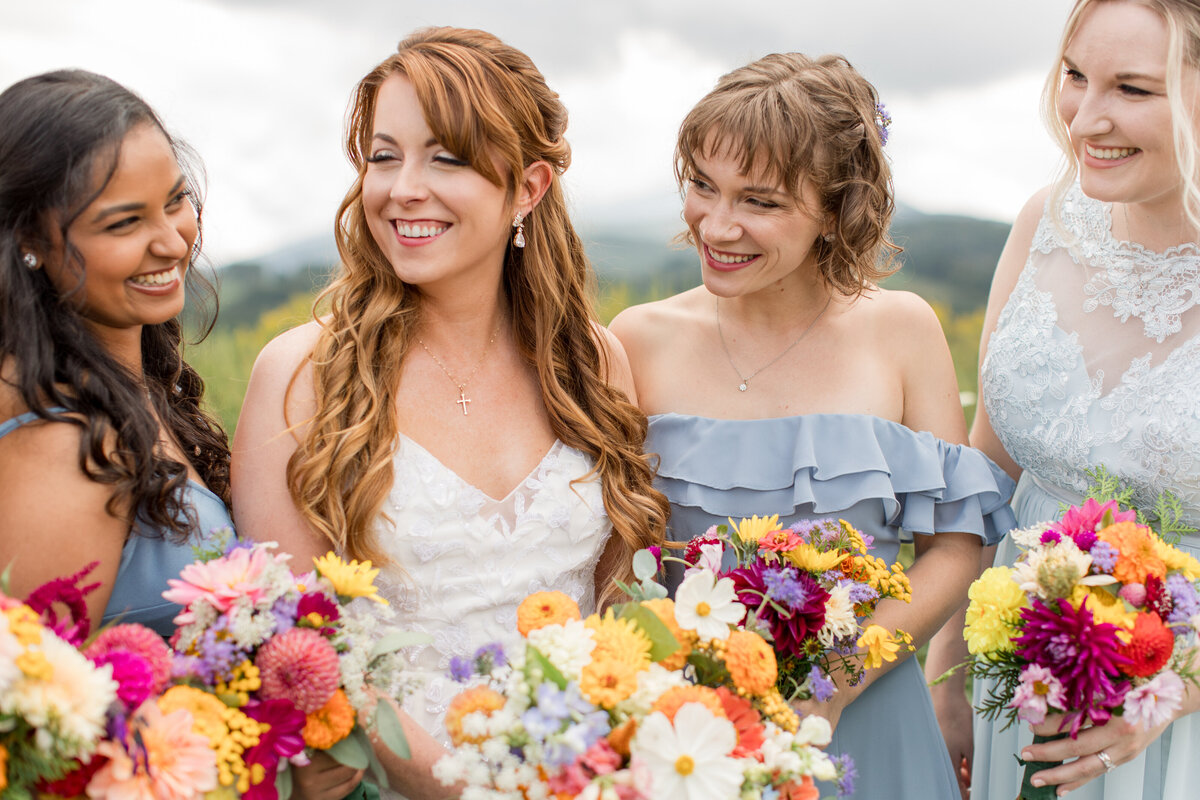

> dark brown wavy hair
[287,27,668,601]
[676,53,901,296]
[0,70,230,539]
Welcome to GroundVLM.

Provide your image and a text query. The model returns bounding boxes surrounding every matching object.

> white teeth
[128,265,179,286]
[1086,144,1139,160]
[396,222,448,238]
[708,247,755,264]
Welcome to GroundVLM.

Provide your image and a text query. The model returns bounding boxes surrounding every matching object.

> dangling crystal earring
[512,212,526,249]
[22,252,38,269]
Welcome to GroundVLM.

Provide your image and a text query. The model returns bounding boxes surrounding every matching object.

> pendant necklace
[416,322,500,415]
[716,295,831,392]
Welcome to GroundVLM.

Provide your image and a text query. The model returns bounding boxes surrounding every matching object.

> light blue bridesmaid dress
[0,409,234,637]
[973,184,1200,800]
[646,411,1016,800]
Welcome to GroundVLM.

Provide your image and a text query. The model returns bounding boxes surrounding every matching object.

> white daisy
[674,570,745,641]
[631,703,743,800]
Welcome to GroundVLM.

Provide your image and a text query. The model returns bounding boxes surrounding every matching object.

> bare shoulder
[609,287,710,348]
[249,320,324,386]
[851,287,945,345]
[590,321,638,402]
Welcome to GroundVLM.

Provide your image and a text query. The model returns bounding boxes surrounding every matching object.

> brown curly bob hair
[286,27,668,602]
[675,52,901,296]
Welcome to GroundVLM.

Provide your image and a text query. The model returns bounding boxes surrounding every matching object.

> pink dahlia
[162,544,280,619]
[243,699,308,800]
[1054,499,1136,551]
[92,650,157,710]
[1014,596,1131,736]
[725,562,828,659]
[87,623,173,693]
[255,627,340,712]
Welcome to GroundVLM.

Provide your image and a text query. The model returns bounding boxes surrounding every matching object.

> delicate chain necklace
[715,295,831,392]
[416,322,500,415]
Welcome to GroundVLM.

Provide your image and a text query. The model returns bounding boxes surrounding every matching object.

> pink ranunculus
[162,545,278,618]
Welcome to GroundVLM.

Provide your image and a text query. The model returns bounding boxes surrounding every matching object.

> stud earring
[22,252,38,269]
[822,233,835,243]
[512,212,526,249]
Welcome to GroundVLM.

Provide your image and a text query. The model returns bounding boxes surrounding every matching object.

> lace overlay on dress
[983,183,1200,525]
[368,434,609,747]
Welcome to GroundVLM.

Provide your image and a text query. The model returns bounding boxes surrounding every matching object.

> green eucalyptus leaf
[632,549,658,581]
[326,732,370,769]
[618,604,680,663]
[375,700,411,761]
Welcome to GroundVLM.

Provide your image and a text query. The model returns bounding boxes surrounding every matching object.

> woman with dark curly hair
[611,52,1016,798]
[0,70,233,637]
[232,27,668,799]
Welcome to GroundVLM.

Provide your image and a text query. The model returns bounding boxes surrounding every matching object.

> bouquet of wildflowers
[964,493,1200,799]
[433,550,855,800]
[687,515,914,702]
[158,536,425,799]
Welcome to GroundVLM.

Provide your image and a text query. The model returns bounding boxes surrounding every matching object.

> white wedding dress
[371,433,610,758]
[973,184,1200,800]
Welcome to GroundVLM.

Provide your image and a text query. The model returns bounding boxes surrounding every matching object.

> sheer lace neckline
[1059,184,1200,342]
[395,432,564,504]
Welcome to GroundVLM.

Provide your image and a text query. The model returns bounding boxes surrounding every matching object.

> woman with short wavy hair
[611,52,1015,799]
[232,27,668,799]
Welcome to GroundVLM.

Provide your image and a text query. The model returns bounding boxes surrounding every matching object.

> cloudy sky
[1,0,1073,265]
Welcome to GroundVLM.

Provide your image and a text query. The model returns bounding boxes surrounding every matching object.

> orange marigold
[651,685,725,722]
[579,658,640,708]
[303,689,356,749]
[724,630,778,695]
[639,598,695,670]
[1098,522,1167,585]
[517,591,581,636]
[445,686,506,746]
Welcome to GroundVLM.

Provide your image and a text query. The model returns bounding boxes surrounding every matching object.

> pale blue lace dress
[646,412,1016,800]
[973,184,1200,800]
[0,410,234,637]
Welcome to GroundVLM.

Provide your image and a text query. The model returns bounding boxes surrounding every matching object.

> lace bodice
[370,434,609,748]
[982,184,1200,525]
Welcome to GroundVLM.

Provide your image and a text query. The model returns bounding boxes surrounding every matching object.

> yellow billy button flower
[313,552,387,604]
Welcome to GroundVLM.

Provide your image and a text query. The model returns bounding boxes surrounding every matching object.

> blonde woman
[927,1,1200,798]
[232,28,668,799]
[611,53,1015,799]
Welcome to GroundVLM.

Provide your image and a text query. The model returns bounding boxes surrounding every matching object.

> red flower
[715,686,765,758]
[1120,612,1175,678]
[1144,575,1174,620]
[38,754,109,797]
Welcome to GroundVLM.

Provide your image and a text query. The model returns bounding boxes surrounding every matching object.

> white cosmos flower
[632,703,743,800]
[674,570,745,641]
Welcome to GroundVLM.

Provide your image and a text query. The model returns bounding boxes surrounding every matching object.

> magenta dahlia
[91,650,157,710]
[243,698,308,799]
[86,623,174,693]
[1014,597,1131,736]
[724,562,829,659]
[255,627,341,712]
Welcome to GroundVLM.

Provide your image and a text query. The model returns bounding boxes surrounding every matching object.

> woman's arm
[923,186,1051,796]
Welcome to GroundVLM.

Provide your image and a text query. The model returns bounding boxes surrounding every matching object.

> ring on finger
[1096,750,1116,773]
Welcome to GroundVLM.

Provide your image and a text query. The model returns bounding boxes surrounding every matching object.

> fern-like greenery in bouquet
[962,469,1200,799]
[690,515,915,703]
[160,535,427,799]
[432,550,856,800]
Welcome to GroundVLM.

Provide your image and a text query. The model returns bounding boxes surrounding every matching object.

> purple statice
[1013,597,1131,736]
[762,567,809,608]
[808,666,836,701]
[833,752,858,797]
[474,642,507,673]
[1090,540,1119,573]
[1166,573,1200,629]
[449,656,474,683]
[844,579,879,606]
[1040,529,1062,545]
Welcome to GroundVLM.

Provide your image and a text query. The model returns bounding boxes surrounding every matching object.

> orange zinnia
[651,685,725,722]
[516,591,581,636]
[303,689,356,749]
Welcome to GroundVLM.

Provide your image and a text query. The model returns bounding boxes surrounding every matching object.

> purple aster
[834,753,858,797]
[270,595,300,635]
[808,666,836,701]
[762,567,809,607]
[1167,574,1200,629]
[1014,597,1131,736]
[1090,541,1119,572]
[449,656,474,683]
[844,580,879,606]
[726,562,829,660]
[474,641,507,672]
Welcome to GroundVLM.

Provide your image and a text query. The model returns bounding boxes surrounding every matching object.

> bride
[231,27,667,799]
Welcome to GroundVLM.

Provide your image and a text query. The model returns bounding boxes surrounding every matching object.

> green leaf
[276,764,294,799]
[618,604,680,663]
[374,699,411,761]
[371,630,434,659]
[633,549,658,581]
[526,643,568,689]
[326,732,370,769]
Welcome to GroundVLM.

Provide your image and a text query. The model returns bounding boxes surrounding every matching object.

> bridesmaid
[0,70,233,636]
[611,52,1016,799]
[928,1,1200,798]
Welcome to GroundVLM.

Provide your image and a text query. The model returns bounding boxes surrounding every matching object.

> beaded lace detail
[367,434,609,750]
[983,184,1200,525]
